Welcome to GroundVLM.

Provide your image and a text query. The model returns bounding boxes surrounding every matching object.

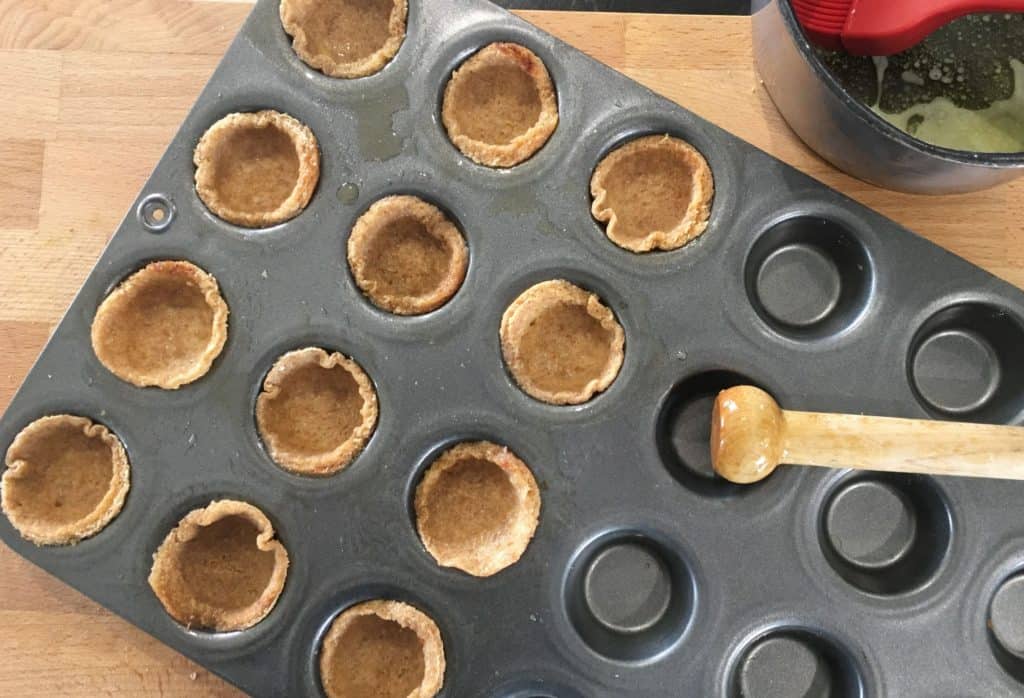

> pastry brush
[791,0,1024,55]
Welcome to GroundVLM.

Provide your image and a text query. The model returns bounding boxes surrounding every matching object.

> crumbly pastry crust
[280,0,408,79]
[194,110,320,228]
[442,42,559,168]
[256,347,379,476]
[591,134,714,253]
[91,260,229,390]
[347,195,468,315]
[148,499,289,632]
[500,279,625,405]
[319,599,445,698]
[2,415,130,546]
[414,441,541,578]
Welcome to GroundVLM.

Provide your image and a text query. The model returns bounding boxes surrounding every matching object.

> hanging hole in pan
[137,194,175,233]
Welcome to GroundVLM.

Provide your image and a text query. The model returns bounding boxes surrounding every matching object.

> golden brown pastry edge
[194,110,320,228]
[414,441,541,577]
[500,279,625,405]
[318,599,445,698]
[347,195,469,315]
[90,260,230,390]
[255,347,379,476]
[590,133,715,253]
[441,42,559,168]
[1,414,130,546]
[280,0,409,79]
[148,499,290,632]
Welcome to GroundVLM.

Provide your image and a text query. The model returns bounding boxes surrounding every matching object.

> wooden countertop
[1,1,1021,695]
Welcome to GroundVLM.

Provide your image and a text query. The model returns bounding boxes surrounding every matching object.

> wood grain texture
[711,386,1024,484]
[0,1,1022,695]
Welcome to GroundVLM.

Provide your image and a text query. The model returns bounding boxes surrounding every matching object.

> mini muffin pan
[3,0,1024,695]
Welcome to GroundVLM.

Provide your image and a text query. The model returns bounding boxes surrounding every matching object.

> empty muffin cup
[414,441,540,577]
[347,195,468,315]
[442,42,558,168]
[319,599,445,698]
[564,530,694,662]
[501,280,625,405]
[731,627,865,698]
[908,303,1024,423]
[91,260,229,390]
[194,110,320,228]
[988,571,1024,682]
[591,134,714,253]
[256,347,378,476]
[2,415,130,546]
[744,216,873,340]
[280,0,408,79]
[148,499,289,632]
[819,473,952,596]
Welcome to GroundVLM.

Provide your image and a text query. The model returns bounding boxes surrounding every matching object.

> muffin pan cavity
[908,303,1024,423]
[255,347,378,477]
[194,110,320,228]
[318,599,445,698]
[819,473,951,596]
[414,441,540,578]
[4,0,1024,694]
[729,628,864,698]
[564,530,694,662]
[500,279,625,406]
[148,499,289,632]
[279,0,408,79]
[988,571,1024,684]
[745,216,873,340]
[1,415,130,546]
[657,371,786,498]
[441,42,558,168]
[590,134,714,253]
[347,195,469,316]
[91,260,229,390]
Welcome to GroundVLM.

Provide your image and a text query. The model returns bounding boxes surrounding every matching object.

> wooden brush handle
[782,410,1024,480]
[711,386,1024,484]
